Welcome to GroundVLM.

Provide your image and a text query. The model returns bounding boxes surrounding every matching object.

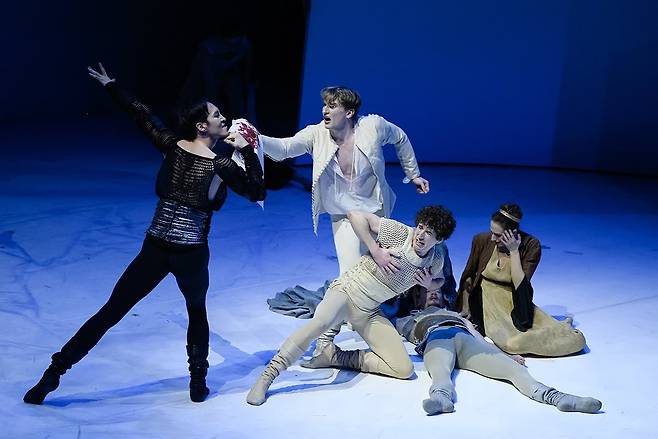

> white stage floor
[2,123,657,438]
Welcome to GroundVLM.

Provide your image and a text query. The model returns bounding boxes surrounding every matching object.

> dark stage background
[0,0,309,138]
[2,0,658,176]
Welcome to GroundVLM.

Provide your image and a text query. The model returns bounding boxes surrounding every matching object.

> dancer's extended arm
[88,63,176,154]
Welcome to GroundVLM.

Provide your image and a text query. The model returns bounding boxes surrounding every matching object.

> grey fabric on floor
[267,281,331,319]
[267,243,457,320]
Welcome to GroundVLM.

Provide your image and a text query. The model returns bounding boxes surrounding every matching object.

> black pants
[55,235,210,368]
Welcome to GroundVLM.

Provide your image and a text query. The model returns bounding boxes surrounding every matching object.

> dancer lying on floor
[24,63,265,405]
[247,206,456,405]
[380,289,601,415]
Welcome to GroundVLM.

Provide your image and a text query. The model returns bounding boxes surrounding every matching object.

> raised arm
[260,125,316,161]
[216,133,266,202]
[347,210,401,274]
[380,118,429,194]
[88,63,176,154]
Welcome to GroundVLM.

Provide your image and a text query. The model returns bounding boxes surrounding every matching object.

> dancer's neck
[330,123,354,145]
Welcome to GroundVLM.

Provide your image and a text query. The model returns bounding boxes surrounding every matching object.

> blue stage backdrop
[299,0,658,176]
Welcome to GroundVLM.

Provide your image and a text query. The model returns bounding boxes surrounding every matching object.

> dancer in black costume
[23,63,265,405]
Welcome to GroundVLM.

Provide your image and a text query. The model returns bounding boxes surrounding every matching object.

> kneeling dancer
[247,206,456,405]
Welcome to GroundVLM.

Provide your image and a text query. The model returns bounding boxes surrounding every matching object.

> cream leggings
[316,214,376,346]
[424,328,539,400]
[284,286,414,379]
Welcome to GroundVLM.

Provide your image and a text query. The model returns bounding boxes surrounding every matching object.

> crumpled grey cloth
[267,280,332,319]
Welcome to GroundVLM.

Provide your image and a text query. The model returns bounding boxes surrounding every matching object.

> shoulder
[380,217,410,233]
[521,232,541,253]
[378,218,411,246]
[473,232,491,245]
[521,232,540,246]
[357,114,388,131]
[160,133,180,151]
[295,123,323,137]
[305,122,324,131]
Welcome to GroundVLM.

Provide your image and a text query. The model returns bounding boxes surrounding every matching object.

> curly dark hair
[415,205,456,240]
[491,202,523,230]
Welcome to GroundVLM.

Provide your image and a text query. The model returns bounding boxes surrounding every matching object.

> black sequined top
[106,82,265,244]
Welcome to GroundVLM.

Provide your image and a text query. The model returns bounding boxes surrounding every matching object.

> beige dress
[480,249,585,356]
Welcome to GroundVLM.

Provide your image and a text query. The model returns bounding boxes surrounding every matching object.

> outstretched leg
[422,333,458,414]
[247,288,350,405]
[24,238,169,404]
[455,332,601,413]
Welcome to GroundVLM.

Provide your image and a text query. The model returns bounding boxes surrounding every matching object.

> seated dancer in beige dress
[247,206,456,405]
[456,203,585,356]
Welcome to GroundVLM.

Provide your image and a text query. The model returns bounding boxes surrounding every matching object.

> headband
[498,209,520,223]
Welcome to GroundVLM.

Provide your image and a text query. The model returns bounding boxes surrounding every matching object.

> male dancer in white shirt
[262,86,430,352]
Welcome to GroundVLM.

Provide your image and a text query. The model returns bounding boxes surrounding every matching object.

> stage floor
[2,123,657,438]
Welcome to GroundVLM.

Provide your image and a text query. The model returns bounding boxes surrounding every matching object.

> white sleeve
[379,117,421,183]
[260,124,316,161]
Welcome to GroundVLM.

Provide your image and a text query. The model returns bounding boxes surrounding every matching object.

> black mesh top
[105,82,265,213]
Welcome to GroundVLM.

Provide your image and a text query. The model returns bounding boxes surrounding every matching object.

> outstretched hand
[412,176,430,194]
[87,63,115,86]
[372,247,402,275]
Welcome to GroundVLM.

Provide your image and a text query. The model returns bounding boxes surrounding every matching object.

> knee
[392,358,415,379]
